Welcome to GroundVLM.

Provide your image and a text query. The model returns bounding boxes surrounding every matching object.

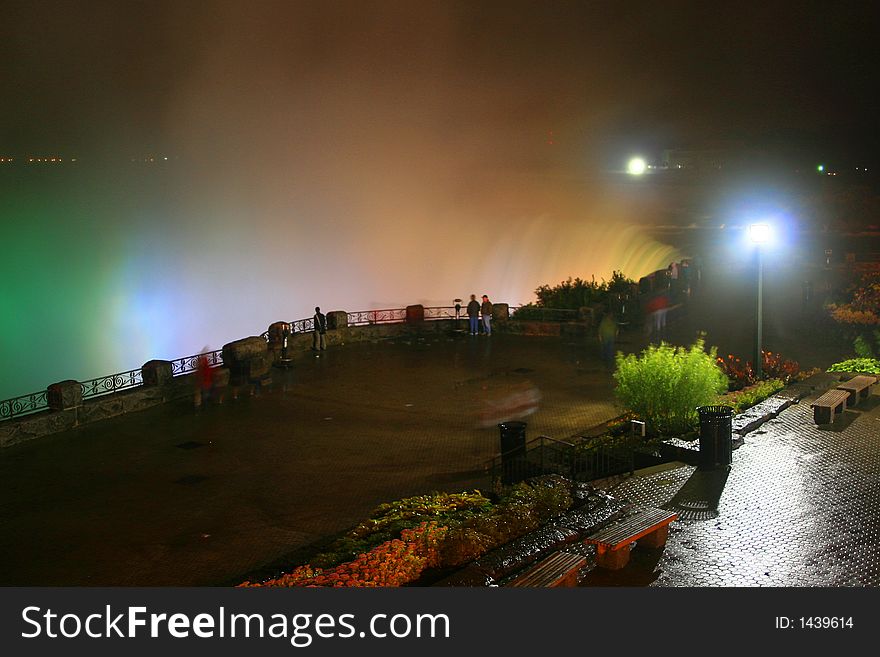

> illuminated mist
[0,3,684,399]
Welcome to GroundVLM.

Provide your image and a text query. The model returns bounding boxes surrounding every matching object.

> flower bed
[240,478,574,588]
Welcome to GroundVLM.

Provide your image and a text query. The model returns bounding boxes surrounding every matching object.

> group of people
[465,294,494,336]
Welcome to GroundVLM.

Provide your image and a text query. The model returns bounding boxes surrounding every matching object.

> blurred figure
[477,382,542,428]
[645,292,669,339]
[194,346,214,409]
[598,311,618,367]
[313,306,327,353]
[680,259,691,296]
[481,294,493,336]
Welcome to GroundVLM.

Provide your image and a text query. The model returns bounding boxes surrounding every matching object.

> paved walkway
[588,386,880,586]
[0,333,619,586]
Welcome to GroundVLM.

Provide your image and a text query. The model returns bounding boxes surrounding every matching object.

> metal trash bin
[697,405,733,469]
[498,421,527,484]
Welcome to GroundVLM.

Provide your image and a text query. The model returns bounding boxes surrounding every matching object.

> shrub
[310,491,491,568]
[614,337,728,435]
[761,351,800,383]
[828,358,880,375]
[716,350,799,389]
[718,379,784,413]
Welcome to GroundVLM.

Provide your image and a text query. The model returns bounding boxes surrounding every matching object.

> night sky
[2,0,879,397]
[3,0,878,164]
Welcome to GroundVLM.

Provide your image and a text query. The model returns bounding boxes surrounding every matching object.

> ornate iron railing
[424,306,460,320]
[0,390,49,421]
[80,368,144,399]
[346,308,408,326]
[169,349,223,375]
[291,317,314,333]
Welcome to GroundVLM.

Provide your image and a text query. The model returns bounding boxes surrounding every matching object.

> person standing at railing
[313,306,327,354]
[466,294,480,335]
[481,294,493,336]
[194,348,215,409]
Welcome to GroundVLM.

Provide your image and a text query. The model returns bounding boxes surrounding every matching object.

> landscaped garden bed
[239,476,626,587]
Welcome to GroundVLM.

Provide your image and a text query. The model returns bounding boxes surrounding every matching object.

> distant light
[748,223,772,244]
[627,157,647,176]
[817,164,824,172]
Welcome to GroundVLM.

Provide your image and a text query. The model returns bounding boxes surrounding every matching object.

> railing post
[46,380,82,412]
[142,360,173,387]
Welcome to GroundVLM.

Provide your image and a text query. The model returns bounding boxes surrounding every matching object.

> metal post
[755,247,763,379]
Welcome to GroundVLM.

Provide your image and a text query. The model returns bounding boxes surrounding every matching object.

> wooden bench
[810,388,850,424]
[507,550,588,587]
[583,508,678,570]
[836,375,878,406]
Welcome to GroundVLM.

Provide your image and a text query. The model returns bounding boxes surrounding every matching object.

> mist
[1,2,696,398]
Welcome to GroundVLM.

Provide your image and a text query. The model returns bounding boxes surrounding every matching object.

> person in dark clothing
[466,294,480,335]
[481,295,493,336]
[313,306,327,352]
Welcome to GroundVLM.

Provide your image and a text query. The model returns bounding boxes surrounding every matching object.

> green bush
[614,337,728,435]
[718,378,784,413]
[828,358,880,375]
[853,334,875,359]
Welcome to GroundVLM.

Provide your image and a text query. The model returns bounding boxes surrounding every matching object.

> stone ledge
[733,396,793,436]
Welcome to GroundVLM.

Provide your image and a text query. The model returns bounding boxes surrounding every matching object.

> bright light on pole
[627,157,647,176]
[748,223,771,244]
[748,223,770,378]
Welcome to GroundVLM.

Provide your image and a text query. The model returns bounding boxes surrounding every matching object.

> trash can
[697,405,733,469]
[498,421,527,458]
[498,421,527,484]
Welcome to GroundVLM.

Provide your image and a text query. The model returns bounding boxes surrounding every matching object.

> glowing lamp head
[627,157,647,176]
[817,164,824,172]
[748,223,772,244]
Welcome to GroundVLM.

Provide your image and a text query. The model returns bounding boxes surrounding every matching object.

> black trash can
[498,421,527,484]
[697,405,734,469]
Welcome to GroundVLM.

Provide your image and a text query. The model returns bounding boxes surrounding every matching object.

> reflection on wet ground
[593,395,880,586]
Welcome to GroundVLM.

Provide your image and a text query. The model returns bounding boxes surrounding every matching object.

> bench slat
[584,508,677,549]
[811,389,850,407]
[508,551,587,587]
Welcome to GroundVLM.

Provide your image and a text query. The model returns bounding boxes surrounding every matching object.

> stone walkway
[587,386,880,586]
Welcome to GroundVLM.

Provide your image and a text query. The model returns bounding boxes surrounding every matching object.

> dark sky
[1,0,878,166]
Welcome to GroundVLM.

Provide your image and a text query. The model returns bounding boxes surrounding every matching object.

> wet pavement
[588,391,880,586]
[0,333,619,586]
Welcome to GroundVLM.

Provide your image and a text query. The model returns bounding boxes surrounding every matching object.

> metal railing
[0,390,49,421]
[346,308,408,326]
[169,349,223,375]
[486,434,637,489]
[1,349,225,421]
[80,368,144,399]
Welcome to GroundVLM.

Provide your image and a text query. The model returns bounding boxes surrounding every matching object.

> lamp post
[748,223,771,379]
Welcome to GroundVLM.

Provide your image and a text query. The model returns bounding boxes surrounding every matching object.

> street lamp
[748,223,771,378]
